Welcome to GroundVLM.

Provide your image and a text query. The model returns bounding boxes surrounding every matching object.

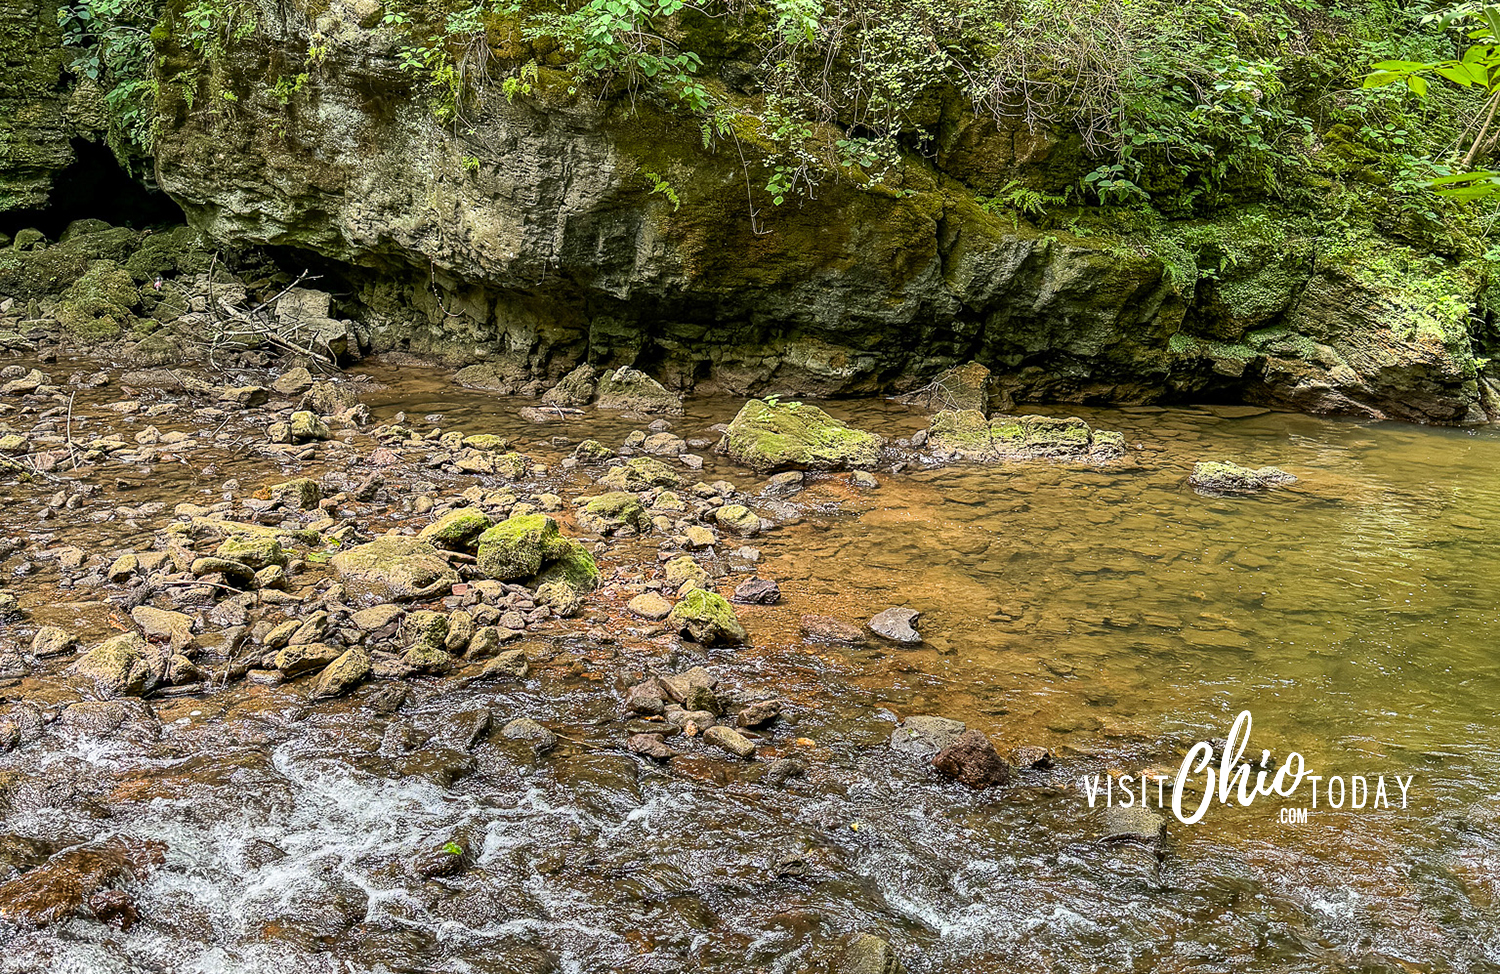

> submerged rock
[331,537,459,603]
[732,577,780,604]
[832,933,906,974]
[801,614,866,645]
[1189,460,1298,494]
[1100,805,1167,846]
[721,399,883,472]
[0,836,166,928]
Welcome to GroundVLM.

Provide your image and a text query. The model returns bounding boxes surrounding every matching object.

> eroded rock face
[129,0,1490,423]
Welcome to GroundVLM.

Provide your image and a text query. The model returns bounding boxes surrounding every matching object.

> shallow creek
[0,356,1496,973]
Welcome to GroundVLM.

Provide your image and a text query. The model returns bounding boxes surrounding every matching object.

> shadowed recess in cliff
[1,140,185,240]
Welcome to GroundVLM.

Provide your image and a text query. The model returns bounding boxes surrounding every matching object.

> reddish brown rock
[931,730,1011,789]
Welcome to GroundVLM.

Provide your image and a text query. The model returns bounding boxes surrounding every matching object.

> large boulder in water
[928,410,1125,463]
[908,362,997,415]
[539,363,598,407]
[1189,460,1297,494]
[721,399,883,472]
[594,367,682,414]
[331,536,459,603]
[474,514,566,580]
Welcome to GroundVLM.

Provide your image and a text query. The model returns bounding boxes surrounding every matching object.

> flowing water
[1,356,1497,973]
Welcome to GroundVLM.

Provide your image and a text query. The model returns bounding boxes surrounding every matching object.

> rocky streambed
[0,335,1497,972]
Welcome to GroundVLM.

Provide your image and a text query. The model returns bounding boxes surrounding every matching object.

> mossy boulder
[475,514,564,580]
[57,260,139,342]
[572,439,613,463]
[400,610,450,654]
[664,554,710,588]
[70,633,149,696]
[1188,461,1297,494]
[722,400,883,472]
[714,504,760,537]
[289,411,331,442]
[331,536,459,603]
[312,647,372,698]
[419,506,493,550]
[599,456,681,491]
[533,538,601,596]
[928,411,1126,463]
[122,226,213,283]
[577,491,649,535]
[539,363,599,407]
[215,534,287,570]
[268,477,321,509]
[666,589,748,646]
[594,366,682,414]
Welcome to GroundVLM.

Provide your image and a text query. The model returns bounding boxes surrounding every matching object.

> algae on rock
[722,400,883,472]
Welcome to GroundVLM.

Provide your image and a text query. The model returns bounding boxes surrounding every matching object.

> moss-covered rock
[311,647,372,698]
[533,538,601,595]
[70,633,149,696]
[1188,460,1298,494]
[595,367,682,413]
[928,411,1127,464]
[714,504,760,537]
[56,260,139,341]
[539,363,599,407]
[666,589,747,646]
[722,400,883,472]
[475,513,563,580]
[289,411,331,442]
[418,506,493,550]
[913,362,997,414]
[664,554,710,588]
[599,456,681,491]
[577,491,649,535]
[215,533,287,570]
[267,477,321,509]
[331,536,459,603]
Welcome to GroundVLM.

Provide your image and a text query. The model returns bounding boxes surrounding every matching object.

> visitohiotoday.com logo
[1082,710,1416,825]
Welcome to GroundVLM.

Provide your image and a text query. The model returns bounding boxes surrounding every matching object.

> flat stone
[801,614,865,645]
[868,606,921,644]
[627,592,673,621]
[731,577,780,605]
[704,725,756,759]
[889,715,965,761]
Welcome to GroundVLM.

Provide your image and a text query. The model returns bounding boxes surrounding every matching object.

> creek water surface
[0,357,1496,973]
